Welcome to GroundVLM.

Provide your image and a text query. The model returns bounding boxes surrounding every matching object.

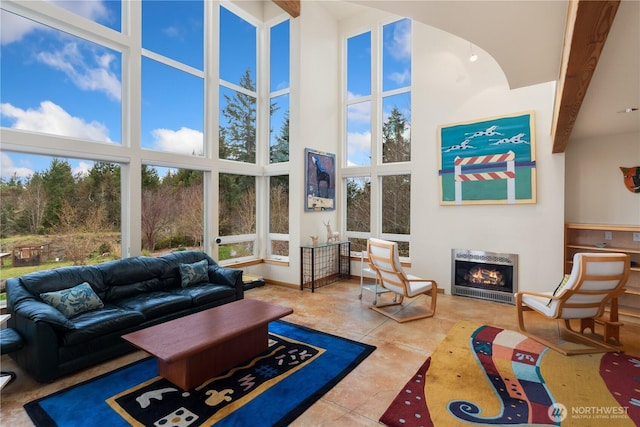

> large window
[0,152,121,264]
[344,18,412,256]
[141,1,204,155]
[219,6,257,164]
[346,32,371,167]
[269,175,289,257]
[142,0,203,70]
[1,1,291,285]
[345,177,371,252]
[1,10,122,143]
[269,20,290,164]
[140,166,203,253]
[218,173,256,261]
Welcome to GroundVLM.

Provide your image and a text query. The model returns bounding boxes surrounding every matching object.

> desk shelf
[300,241,350,292]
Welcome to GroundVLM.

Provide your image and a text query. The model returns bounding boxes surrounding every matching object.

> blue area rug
[24,320,375,427]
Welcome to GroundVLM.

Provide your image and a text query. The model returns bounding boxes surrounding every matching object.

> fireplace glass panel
[454,260,514,293]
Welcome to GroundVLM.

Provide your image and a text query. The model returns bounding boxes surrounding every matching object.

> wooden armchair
[515,252,629,355]
[366,238,438,323]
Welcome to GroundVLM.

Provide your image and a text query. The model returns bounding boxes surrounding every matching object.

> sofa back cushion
[13,251,220,305]
[97,251,217,301]
[19,265,103,296]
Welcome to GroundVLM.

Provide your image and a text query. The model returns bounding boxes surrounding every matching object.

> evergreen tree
[142,165,161,190]
[346,178,370,232]
[220,68,256,163]
[22,173,47,234]
[0,174,25,236]
[83,162,121,229]
[163,168,203,189]
[382,106,411,163]
[42,158,75,231]
[270,110,290,163]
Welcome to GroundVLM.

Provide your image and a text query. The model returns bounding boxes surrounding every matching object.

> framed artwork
[305,148,336,211]
[438,111,537,205]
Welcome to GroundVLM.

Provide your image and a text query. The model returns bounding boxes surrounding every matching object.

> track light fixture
[469,42,478,62]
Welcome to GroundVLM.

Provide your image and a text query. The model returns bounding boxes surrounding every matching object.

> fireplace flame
[465,266,504,286]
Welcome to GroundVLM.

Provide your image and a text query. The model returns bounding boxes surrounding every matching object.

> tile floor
[1,280,639,426]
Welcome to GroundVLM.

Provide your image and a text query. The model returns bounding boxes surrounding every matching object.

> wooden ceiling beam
[551,0,619,153]
[273,0,300,18]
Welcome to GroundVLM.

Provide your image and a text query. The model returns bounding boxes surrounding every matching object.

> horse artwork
[305,148,336,211]
[620,166,640,193]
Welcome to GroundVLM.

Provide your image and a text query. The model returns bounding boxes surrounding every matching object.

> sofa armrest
[13,299,75,330]
[10,311,62,383]
[209,266,244,300]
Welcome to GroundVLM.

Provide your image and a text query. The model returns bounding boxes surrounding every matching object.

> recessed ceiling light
[617,107,638,113]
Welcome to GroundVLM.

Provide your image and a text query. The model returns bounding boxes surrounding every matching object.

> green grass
[0,257,118,282]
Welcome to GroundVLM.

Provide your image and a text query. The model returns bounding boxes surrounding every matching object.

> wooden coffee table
[122,299,293,390]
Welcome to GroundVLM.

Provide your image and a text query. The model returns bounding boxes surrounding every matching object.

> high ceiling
[278,0,640,152]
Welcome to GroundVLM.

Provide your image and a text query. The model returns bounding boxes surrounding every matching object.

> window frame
[342,18,413,259]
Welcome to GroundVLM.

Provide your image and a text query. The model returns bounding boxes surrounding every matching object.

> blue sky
[346,18,411,166]
[1,1,408,181]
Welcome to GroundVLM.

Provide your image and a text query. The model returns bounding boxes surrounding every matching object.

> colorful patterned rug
[24,320,375,427]
[381,321,640,426]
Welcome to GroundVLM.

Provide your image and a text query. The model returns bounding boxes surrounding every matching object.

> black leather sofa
[6,251,244,383]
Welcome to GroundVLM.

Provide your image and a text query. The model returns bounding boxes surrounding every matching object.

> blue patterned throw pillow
[40,282,104,318]
[179,259,210,287]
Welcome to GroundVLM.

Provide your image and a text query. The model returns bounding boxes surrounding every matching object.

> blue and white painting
[438,112,537,205]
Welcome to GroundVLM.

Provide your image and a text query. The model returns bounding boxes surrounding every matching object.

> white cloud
[37,42,121,101]
[163,26,182,39]
[1,1,109,46]
[151,127,204,156]
[0,153,33,179]
[0,100,112,142]
[388,69,411,86]
[387,19,412,61]
[347,131,372,166]
[51,0,109,22]
[347,101,371,124]
[73,161,93,178]
[0,9,40,45]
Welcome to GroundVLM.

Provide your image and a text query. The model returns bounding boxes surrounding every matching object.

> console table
[300,241,350,292]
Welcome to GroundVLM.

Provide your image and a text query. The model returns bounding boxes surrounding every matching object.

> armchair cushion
[405,275,435,297]
[40,282,104,318]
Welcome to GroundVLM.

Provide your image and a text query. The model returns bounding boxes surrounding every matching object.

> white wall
[565,133,640,225]
[260,4,567,294]
[253,2,341,285]
[408,21,564,294]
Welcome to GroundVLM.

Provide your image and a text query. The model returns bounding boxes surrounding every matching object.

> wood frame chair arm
[405,277,438,284]
[515,290,559,300]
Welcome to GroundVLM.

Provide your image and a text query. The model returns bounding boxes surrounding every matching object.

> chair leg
[515,296,622,355]
[515,293,533,333]
[369,289,436,323]
[560,320,623,354]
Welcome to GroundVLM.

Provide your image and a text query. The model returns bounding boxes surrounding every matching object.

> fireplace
[451,249,518,305]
